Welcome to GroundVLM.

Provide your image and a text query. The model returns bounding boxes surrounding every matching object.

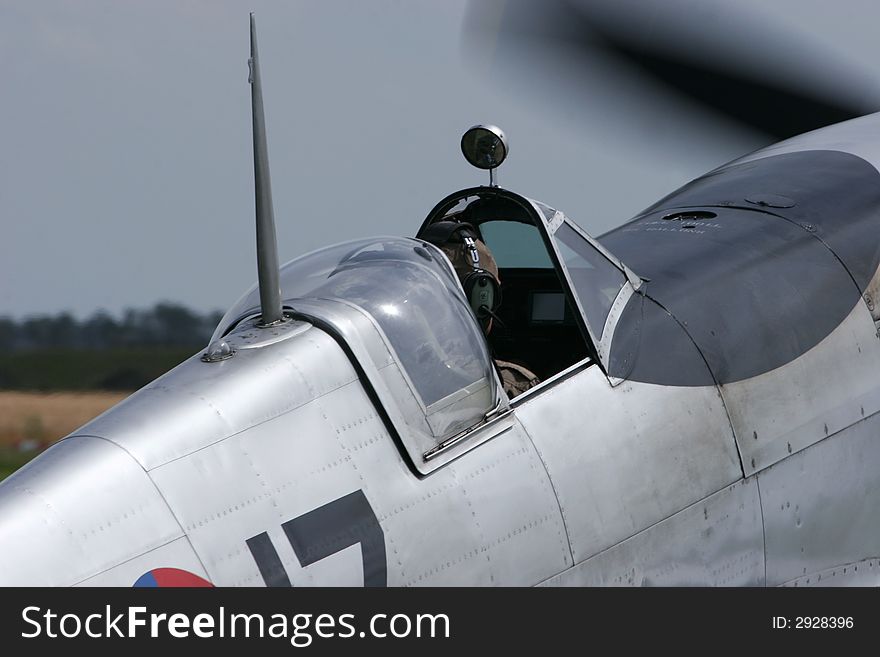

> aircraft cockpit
[419,125,641,389]
[211,125,641,473]
[417,187,640,389]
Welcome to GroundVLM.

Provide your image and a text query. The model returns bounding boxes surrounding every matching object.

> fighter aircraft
[2,13,880,587]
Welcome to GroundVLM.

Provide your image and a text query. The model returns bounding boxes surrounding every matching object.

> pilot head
[418,220,501,333]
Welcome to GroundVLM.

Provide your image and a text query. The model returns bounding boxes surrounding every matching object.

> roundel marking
[133,567,213,587]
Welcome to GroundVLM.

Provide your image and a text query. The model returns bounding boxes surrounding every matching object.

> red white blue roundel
[133,567,213,587]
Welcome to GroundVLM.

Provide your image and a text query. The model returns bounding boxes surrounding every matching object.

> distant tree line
[0,303,224,351]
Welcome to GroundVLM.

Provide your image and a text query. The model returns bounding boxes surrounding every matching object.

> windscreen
[553,222,626,338]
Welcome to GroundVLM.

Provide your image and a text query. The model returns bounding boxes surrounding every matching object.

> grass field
[0,346,194,481]
[0,347,194,391]
[0,391,128,480]
[0,447,36,481]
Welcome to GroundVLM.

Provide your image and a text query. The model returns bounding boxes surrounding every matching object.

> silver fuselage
[4,115,880,587]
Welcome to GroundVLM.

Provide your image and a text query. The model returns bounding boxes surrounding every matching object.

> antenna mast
[249,13,284,326]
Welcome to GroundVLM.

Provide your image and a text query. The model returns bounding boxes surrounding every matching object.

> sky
[2,0,879,319]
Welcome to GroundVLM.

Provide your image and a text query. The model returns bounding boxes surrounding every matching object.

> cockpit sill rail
[422,400,512,461]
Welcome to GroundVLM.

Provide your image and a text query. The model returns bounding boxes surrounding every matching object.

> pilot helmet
[417,220,501,329]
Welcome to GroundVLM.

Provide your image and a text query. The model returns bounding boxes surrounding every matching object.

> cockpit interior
[417,191,620,388]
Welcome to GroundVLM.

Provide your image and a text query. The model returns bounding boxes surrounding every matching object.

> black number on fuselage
[247,490,386,587]
[246,532,292,587]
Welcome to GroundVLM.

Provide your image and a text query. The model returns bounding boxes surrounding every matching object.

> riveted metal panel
[76,537,209,587]
[759,408,880,586]
[77,326,358,470]
[723,299,880,476]
[149,369,567,587]
[541,479,763,586]
[516,366,741,564]
[310,381,569,586]
[0,436,183,586]
[781,559,880,587]
[394,422,571,586]
[148,394,365,586]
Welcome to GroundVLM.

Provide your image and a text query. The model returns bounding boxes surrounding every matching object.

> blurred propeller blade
[466,0,880,140]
